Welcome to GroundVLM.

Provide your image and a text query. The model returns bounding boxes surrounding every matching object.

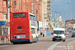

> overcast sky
[52,0,75,23]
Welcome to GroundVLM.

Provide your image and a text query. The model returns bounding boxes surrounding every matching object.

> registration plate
[14,35,26,39]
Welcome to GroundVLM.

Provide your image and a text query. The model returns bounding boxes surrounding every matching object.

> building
[65,19,75,30]
[41,0,52,31]
[0,0,41,35]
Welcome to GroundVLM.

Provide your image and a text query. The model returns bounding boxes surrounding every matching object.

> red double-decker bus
[10,12,38,44]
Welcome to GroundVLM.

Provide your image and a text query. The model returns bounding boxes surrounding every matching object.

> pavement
[0,38,10,45]
[69,40,75,50]
[1,35,74,50]
[0,35,53,45]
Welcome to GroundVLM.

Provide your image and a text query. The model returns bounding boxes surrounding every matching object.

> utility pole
[8,0,10,34]
[7,0,10,40]
[55,11,57,28]
[44,3,46,37]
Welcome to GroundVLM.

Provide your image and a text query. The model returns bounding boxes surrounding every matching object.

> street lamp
[7,0,11,37]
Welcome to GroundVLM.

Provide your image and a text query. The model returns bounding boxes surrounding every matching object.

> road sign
[6,22,10,26]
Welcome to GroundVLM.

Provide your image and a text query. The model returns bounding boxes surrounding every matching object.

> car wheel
[52,38,55,41]
[63,40,65,42]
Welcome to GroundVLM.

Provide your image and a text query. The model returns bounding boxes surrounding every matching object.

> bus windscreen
[13,13,26,18]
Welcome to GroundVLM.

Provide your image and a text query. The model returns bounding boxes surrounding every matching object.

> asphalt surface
[53,34,75,50]
[69,40,75,50]
[0,34,75,50]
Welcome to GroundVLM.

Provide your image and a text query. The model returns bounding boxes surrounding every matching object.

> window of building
[3,0,8,7]
[3,14,7,19]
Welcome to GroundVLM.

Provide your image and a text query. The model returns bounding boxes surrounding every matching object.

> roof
[66,19,75,22]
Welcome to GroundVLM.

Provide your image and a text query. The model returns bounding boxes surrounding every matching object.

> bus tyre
[30,36,33,43]
[30,39,33,43]
[13,42,17,44]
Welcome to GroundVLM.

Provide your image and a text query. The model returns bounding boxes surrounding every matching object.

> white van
[52,28,66,42]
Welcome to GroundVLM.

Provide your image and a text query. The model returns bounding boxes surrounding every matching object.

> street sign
[6,22,10,26]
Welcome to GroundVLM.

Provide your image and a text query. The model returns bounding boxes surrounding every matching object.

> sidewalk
[0,38,10,45]
[69,40,75,50]
[0,35,53,45]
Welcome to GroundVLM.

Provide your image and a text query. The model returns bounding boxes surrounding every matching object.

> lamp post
[1,26,3,35]
[55,11,57,28]
[44,3,46,37]
[7,0,10,35]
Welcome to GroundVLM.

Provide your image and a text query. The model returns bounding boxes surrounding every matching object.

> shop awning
[0,21,7,25]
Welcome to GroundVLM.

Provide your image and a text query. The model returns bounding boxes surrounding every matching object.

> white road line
[47,38,75,50]
[47,42,61,50]
[67,40,75,50]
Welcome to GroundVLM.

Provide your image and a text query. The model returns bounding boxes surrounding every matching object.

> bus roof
[53,28,65,31]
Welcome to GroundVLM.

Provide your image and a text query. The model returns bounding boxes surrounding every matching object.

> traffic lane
[65,34,72,40]
[0,36,57,50]
[69,40,75,50]
[53,35,75,50]
[0,34,72,50]
[47,34,74,50]
[53,40,73,50]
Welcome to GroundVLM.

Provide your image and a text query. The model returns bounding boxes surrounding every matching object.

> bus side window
[31,28,35,34]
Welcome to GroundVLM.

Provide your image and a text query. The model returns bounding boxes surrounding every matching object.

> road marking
[0,45,9,48]
[67,40,75,50]
[47,42,61,50]
[47,38,75,50]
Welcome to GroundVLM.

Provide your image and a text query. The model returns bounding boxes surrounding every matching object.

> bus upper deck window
[13,13,26,18]
[18,26,22,29]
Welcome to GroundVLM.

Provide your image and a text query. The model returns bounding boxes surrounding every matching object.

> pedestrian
[38,31,40,37]
[6,33,9,43]
[1,34,5,43]
[0,36,1,42]
[40,32,42,36]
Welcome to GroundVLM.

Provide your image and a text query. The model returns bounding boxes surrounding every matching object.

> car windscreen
[72,32,75,34]
[53,31,64,34]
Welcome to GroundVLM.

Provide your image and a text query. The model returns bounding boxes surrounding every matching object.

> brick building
[65,19,75,30]
[0,0,41,35]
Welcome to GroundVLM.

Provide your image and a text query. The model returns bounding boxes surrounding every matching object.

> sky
[52,0,75,23]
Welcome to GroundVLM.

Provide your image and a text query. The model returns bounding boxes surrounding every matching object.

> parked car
[72,32,75,37]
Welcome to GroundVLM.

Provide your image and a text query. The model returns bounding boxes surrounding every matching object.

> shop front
[0,21,8,35]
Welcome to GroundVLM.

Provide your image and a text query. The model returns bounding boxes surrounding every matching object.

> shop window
[3,0,8,7]
[3,14,7,19]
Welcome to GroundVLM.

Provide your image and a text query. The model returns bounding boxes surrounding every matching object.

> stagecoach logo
[17,30,23,32]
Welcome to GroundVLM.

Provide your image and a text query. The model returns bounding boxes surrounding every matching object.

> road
[0,34,75,50]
